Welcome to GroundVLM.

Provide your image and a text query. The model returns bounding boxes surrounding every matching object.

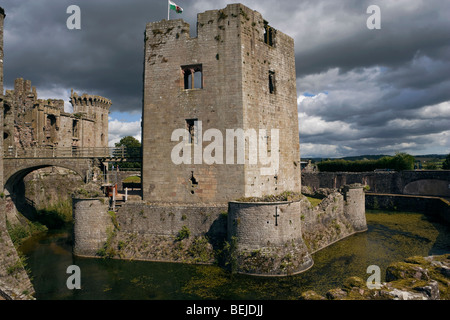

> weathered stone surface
[0,200,35,300]
[228,200,312,276]
[141,3,300,204]
[366,193,450,224]
[2,77,110,154]
[326,288,347,300]
[302,171,450,197]
[386,262,430,282]
[72,197,113,257]
[301,254,450,300]
[300,290,326,300]
[301,186,367,254]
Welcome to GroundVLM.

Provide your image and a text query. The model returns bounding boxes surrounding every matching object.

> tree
[115,136,141,149]
[391,152,415,171]
[113,136,141,169]
[443,153,450,170]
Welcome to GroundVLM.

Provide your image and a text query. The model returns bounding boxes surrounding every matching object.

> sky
[1,0,449,158]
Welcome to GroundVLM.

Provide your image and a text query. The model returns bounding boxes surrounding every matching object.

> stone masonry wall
[302,171,450,197]
[300,185,367,254]
[228,201,313,276]
[142,4,300,203]
[116,202,227,240]
[142,9,246,204]
[0,7,5,193]
[302,171,400,194]
[0,7,4,94]
[72,197,112,257]
[239,5,301,197]
[72,184,367,275]
[366,193,450,224]
[0,200,35,300]
[98,202,228,264]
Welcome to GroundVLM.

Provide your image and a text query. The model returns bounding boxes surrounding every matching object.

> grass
[123,176,141,183]
[306,196,323,207]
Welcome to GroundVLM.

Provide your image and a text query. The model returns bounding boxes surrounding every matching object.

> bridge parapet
[3,146,141,161]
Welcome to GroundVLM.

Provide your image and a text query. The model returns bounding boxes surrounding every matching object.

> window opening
[185,118,198,144]
[182,64,203,89]
[72,119,79,138]
[269,71,276,94]
[264,21,276,47]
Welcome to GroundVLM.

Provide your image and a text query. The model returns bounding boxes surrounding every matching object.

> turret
[70,90,111,147]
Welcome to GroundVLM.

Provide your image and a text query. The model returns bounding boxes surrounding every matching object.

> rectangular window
[182,64,203,90]
[264,22,276,47]
[269,71,276,94]
[72,119,79,138]
[185,118,198,144]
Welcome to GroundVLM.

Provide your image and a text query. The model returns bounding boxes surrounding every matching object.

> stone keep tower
[70,91,111,148]
[142,3,300,204]
[0,7,4,95]
[0,7,5,191]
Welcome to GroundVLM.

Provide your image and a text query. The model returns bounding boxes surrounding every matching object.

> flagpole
[168,0,170,20]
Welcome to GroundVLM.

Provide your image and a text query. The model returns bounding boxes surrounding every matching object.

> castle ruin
[2,78,111,153]
[0,3,366,281]
[141,4,300,203]
[69,4,366,276]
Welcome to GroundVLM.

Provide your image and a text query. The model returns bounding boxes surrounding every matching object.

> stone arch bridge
[2,146,141,194]
[302,170,450,198]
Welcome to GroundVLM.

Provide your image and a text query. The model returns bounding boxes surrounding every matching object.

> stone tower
[0,7,4,95]
[142,3,300,204]
[0,7,5,191]
[70,91,111,148]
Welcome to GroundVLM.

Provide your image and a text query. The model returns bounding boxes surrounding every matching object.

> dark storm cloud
[2,0,175,112]
[1,0,449,156]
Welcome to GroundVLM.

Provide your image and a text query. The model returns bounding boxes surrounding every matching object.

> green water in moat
[19,210,450,300]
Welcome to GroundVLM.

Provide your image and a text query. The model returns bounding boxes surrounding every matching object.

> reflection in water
[20,210,450,300]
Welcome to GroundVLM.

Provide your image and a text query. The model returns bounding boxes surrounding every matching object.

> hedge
[317,153,415,172]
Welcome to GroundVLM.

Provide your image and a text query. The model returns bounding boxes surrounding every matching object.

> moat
[19,210,450,300]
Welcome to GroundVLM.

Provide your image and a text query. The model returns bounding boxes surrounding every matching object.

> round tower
[228,200,313,276]
[70,90,112,148]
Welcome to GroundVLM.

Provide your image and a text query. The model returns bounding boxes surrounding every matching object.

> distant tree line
[317,153,415,172]
[443,153,450,170]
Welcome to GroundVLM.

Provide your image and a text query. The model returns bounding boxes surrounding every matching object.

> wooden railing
[3,146,142,160]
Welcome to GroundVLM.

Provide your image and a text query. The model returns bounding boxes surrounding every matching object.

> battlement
[13,78,37,101]
[145,3,289,46]
[36,99,65,111]
[70,90,112,110]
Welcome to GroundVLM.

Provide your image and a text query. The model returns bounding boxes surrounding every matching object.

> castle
[0,4,366,281]
[141,4,300,203]
[0,8,110,160]
[71,3,366,276]
[2,78,111,153]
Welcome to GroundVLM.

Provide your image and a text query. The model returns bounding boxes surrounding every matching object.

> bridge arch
[2,158,95,196]
[2,160,93,224]
[403,179,450,197]
[4,164,85,195]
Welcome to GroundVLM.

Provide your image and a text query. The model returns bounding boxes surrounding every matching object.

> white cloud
[108,118,141,147]
[416,101,450,119]
[301,143,354,159]
[298,111,358,137]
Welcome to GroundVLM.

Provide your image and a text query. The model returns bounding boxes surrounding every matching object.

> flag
[169,1,183,14]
